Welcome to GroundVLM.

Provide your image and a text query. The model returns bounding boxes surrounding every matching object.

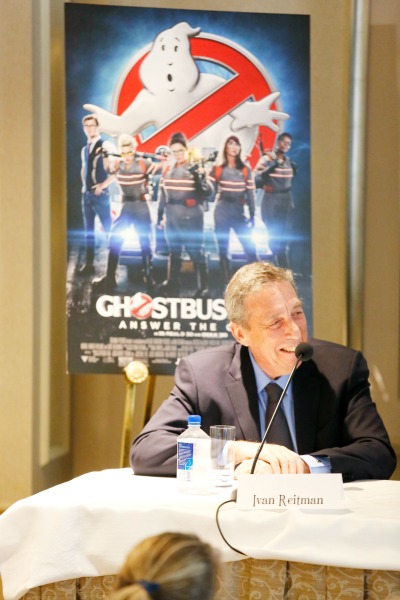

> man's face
[230,281,308,379]
[83,119,99,140]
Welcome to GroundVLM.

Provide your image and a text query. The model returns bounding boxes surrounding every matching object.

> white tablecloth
[0,469,399,600]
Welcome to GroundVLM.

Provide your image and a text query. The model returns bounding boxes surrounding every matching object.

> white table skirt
[0,469,399,600]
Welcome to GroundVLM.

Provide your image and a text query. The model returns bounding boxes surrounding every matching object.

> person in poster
[209,135,258,285]
[157,132,213,298]
[79,114,115,276]
[255,132,297,268]
[92,134,157,292]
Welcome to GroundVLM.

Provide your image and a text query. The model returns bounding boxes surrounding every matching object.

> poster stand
[120,361,150,468]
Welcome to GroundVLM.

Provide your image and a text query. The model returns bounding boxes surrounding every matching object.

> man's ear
[230,322,249,347]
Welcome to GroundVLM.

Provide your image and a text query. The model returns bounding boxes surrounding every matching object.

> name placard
[236,474,343,510]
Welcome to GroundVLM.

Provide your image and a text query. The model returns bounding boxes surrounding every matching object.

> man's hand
[233,440,310,477]
[235,459,274,476]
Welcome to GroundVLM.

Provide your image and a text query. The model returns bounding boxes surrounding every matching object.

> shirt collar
[89,135,101,148]
[249,350,291,392]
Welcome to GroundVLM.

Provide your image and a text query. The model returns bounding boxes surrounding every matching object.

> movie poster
[65,4,311,375]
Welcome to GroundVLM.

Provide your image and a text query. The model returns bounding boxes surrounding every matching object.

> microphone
[250,342,314,474]
[295,341,314,362]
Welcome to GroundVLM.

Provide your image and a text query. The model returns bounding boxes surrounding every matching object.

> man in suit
[130,262,396,482]
[79,114,115,275]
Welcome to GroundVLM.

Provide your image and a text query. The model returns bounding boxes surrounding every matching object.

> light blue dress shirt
[249,351,331,473]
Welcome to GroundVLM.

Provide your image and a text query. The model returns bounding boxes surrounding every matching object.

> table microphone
[250,342,314,474]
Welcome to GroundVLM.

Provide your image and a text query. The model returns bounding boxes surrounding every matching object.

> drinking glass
[210,425,235,487]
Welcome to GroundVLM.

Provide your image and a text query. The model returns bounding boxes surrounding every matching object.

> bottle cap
[188,415,201,425]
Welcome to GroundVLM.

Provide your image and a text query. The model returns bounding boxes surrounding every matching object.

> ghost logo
[130,292,153,319]
[83,21,289,162]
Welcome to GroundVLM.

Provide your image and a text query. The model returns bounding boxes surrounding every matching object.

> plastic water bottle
[177,415,211,494]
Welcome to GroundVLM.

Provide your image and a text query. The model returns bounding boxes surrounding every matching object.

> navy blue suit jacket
[131,339,396,482]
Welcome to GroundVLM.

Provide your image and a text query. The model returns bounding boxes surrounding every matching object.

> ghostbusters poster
[65,3,311,375]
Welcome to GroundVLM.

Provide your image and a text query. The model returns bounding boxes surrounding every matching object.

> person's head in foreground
[110,532,221,600]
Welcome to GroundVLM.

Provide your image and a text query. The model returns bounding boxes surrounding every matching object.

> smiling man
[131,261,396,482]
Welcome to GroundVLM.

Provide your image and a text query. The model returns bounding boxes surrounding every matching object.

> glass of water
[210,425,236,487]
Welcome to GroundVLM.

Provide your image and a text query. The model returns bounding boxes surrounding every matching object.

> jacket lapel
[293,360,321,454]
[226,345,261,442]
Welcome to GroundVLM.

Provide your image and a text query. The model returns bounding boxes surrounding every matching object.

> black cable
[215,499,247,557]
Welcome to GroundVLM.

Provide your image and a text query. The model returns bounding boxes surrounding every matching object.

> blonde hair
[224,261,297,327]
[110,532,220,600]
[118,133,138,152]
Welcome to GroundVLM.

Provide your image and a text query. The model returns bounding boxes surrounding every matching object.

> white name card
[236,474,343,510]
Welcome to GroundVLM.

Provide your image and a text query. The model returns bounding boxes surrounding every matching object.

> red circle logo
[130,293,153,320]
[113,32,281,165]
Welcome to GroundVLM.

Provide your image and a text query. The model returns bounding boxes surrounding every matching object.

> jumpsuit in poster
[65,4,311,375]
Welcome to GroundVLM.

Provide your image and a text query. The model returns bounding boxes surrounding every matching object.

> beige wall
[0,0,35,508]
[0,0,399,509]
[363,0,400,446]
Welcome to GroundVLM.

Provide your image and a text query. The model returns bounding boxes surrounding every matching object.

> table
[0,469,399,600]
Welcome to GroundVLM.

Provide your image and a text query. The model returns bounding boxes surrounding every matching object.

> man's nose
[285,319,300,335]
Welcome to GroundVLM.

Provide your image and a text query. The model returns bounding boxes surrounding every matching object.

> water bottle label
[177,441,194,471]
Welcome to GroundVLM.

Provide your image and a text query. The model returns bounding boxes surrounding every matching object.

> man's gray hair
[224,261,297,327]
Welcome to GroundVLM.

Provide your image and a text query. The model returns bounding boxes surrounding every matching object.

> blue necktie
[265,382,294,450]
